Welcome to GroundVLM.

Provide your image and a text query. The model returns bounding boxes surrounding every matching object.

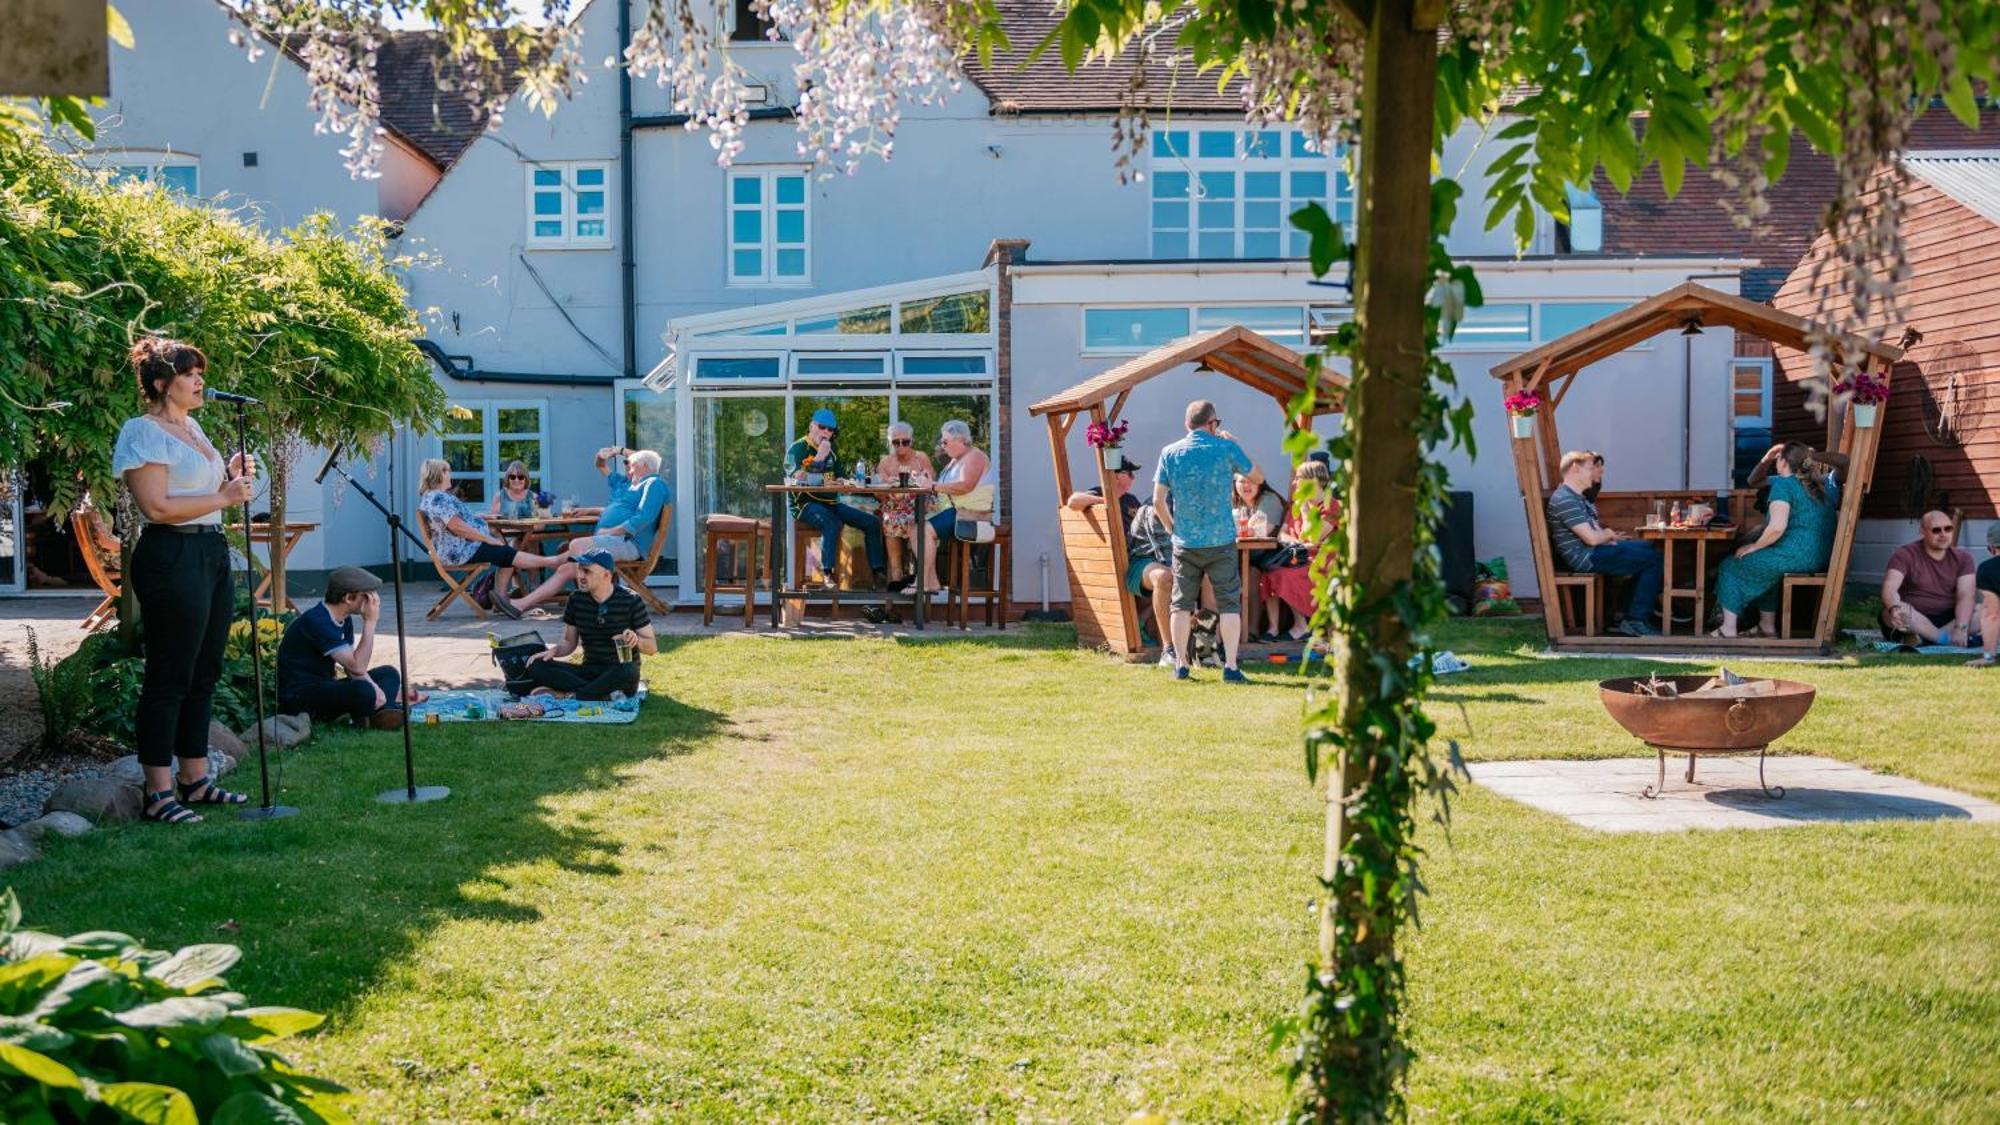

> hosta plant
[0,888,348,1124]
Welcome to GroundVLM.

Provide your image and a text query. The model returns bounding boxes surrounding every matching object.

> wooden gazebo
[1489,282,1903,653]
[1028,326,1347,658]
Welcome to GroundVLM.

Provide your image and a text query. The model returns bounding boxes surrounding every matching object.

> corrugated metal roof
[1904,150,2000,227]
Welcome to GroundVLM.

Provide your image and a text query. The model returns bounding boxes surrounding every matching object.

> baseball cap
[811,407,838,429]
[326,565,382,602]
[574,549,618,572]
[1113,456,1141,473]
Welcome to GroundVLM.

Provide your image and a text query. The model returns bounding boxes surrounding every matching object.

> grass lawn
[13,620,1999,1120]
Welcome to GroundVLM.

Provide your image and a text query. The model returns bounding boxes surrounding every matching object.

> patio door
[0,472,23,594]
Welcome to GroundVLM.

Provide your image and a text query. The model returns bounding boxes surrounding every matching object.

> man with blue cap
[524,549,656,699]
[785,406,894,589]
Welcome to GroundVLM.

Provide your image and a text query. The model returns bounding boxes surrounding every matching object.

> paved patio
[1467,755,2000,833]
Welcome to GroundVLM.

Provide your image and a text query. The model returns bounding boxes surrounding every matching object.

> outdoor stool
[948,526,1010,630]
[702,514,771,628]
[1779,573,1828,639]
[1551,573,1604,636]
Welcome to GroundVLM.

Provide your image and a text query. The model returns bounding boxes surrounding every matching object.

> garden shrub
[0,888,348,1123]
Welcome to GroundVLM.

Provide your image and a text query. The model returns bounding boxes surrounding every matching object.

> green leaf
[147,944,241,991]
[214,1092,308,1125]
[0,1015,72,1052]
[222,1007,324,1044]
[29,961,116,1020]
[0,954,73,1003]
[198,1032,267,1077]
[0,887,20,934]
[0,1042,82,1089]
[60,931,139,958]
[96,1082,198,1125]
[1941,73,1978,129]
[107,4,135,49]
[113,996,229,1032]
[1288,202,1346,278]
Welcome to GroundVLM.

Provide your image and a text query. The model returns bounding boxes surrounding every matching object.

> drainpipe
[618,0,636,382]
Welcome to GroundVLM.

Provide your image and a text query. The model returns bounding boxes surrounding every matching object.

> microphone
[313,440,344,485]
[205,388,262,405]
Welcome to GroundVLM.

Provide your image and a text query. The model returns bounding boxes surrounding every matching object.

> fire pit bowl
[1598,674,1817,798]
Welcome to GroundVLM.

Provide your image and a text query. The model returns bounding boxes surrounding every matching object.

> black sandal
[177,775,249,806]
[143,788,203,825]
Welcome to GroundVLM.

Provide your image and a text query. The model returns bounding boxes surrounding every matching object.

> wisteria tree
[17,0,2000,1119]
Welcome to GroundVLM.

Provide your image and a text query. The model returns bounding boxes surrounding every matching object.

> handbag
[469,569,496,610]
[954,517,997,543]
[490,628,548,696]
[1265,542,1311,569]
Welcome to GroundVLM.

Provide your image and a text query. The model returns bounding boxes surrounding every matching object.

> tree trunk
[1316,0,1439,1108]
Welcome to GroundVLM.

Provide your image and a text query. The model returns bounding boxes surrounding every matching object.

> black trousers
[525,660,637,701]
[280,665,402,727]
[131,527,234,769]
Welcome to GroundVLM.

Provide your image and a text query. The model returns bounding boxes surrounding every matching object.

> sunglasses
[891,439,912,447]
[506,474,528,481]
[1929,524,1954,533]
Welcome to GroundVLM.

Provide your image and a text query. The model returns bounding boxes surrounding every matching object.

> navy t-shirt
[277,602,353,694]
[1978,554,2000,600]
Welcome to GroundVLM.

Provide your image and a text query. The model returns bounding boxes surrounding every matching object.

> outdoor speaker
[1438,490,1475,601]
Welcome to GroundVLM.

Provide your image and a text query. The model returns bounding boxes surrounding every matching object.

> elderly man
[1969,525,2000,667]
[1155,399,1260,683]
[1547,449,1663,636]
[1881,511,1981,647]
[568,446,671,566]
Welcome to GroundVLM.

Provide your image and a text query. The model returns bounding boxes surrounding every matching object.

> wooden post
[1088,404,1139,656]
[1812,357,1888,647]
[1046,413,1073,499]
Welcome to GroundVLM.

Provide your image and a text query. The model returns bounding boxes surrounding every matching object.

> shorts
[467,542,521,567]
[1172,545,1241,614]
[575,534,641,562]
[1125,554,1164,596]
[1880,602,1956,633]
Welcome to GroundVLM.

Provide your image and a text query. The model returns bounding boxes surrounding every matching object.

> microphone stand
[314,444,448,805]
[230,400,297,821]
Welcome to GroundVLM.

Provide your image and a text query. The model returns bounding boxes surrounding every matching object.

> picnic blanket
[410,684,648,725]
[1843,628,1983,656]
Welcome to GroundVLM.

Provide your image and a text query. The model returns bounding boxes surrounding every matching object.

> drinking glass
[615,637,635,664]
[1649,500,1665,528]
[898,470,912,488]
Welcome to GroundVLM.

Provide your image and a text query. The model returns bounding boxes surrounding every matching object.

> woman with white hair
[917,419,994,592]
[875,419,936,583]
[418,458,575,618]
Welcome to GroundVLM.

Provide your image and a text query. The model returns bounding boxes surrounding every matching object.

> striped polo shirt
[1545,484,1599,571]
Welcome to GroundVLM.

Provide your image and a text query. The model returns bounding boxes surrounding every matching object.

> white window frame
[1080,305,1196,355]
[109,151,200,195]
[727,167,812,287]
[524,161,612,249]
[1148,127,1353,260]
[437,400,550,503]
[689,353,788,388]
[1730,357,1775,429]
[894,352,992,383]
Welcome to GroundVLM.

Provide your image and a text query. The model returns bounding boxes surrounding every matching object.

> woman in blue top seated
[488,459,548,520]
[418,458,575,619]
[1713,441,1839,637]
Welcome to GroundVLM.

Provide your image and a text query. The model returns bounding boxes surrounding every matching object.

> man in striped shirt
[1546,450,1663,636]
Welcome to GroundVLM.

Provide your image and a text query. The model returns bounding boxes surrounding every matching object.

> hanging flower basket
[1102,446,1125,470]
[1835,370,1889,428]
[1085,418,1130,469]
[1503,390,1543,439]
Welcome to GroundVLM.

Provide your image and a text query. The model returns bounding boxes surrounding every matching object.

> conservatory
[639,269,1001,603]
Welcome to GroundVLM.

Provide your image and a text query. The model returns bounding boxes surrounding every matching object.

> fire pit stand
[1598,675,1818,801]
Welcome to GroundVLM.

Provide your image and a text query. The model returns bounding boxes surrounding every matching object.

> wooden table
[227,521,318,611]
[767,483,931,630]
[1635,524,1735,636]
[489,514,599,598]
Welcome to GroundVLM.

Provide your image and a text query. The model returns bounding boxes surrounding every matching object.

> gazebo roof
[1028,326,1345,418]
[1487,281,1903,385]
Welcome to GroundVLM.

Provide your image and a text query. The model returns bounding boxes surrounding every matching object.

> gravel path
[0,759,105,829]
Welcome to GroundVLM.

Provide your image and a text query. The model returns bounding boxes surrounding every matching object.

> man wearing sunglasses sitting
[524,550,657,700]
[1881,510,1982,648]
[566,446,672,568]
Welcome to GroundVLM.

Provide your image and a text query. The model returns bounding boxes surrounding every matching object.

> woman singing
[113,338,258,824]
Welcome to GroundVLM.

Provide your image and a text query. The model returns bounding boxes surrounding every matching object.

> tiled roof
[376,30,538,169]
[965,1,1243,115]
[1596,107,2000,302]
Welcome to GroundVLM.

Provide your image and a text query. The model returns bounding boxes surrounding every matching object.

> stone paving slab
[1466,754,2000,833]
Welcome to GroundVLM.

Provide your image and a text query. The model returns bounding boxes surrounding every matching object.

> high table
[1236,536,1278,635]
[766,483,931,630]
[226,520,318,611]
[1635,524,1735,636]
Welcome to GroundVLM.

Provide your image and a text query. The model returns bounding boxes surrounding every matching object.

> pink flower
[1503,390,1543,416]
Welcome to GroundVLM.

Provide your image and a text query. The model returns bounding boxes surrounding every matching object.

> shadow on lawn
[4,644,725,1027]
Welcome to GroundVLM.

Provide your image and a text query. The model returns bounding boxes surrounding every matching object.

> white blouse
[112,415,225,526]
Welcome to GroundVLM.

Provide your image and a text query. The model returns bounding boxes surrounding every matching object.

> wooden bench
[1551,572,1606,636]
[1779,573,1828,640]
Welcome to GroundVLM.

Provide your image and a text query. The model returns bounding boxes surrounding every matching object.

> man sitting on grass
[275,566,419,730]
[1969,524,2000,668]
[524,550,658,700]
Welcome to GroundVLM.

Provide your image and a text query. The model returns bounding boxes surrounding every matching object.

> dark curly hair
[129,336,206,403]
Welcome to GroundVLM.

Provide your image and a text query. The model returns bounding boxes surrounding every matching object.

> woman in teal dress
[1713,441,1839,637]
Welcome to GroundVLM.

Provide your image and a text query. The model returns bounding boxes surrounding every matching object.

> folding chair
[71,509,122,633]
[417,512,492,620]
[616,517,673,615]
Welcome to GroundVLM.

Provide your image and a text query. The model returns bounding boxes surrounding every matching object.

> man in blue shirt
[1155,399,1261,682]
[568,446,672,565]
[275,566,411,729]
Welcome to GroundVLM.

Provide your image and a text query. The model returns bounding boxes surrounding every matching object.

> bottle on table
[1669,500,1683,527]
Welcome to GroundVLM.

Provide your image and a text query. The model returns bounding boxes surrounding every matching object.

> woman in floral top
[418,458,574,618]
